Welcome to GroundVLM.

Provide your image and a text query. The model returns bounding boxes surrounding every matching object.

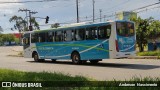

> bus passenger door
[23,33,32,58]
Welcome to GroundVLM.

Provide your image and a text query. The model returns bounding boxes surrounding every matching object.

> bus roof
[24,20,133,34]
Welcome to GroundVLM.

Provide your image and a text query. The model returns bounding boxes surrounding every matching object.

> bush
[137,51,160,56]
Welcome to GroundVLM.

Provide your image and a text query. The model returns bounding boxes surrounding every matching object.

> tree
[9,15,40,45]
[9,15,27,32]
[2,34,15,42]
[51,23,60,28]
[148,20,160,40]
[30,17,40,30]
[9,15,40,32]
[131,17,154,52]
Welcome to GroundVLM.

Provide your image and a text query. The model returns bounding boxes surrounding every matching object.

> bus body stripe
[40,39,109,58]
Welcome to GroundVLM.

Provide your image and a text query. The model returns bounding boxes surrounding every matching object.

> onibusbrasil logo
[2,82,42,88]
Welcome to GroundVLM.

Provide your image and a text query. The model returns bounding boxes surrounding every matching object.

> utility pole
[76,0,79,23]
[19,9,38,31]
[29,11,38,31]
[99,9,102,22]
[19,9,30,31]
[92,0,95,22]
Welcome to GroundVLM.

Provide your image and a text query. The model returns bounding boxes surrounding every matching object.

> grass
[137,51,160,56]
[0,69,88,81]
[0,69,159,90]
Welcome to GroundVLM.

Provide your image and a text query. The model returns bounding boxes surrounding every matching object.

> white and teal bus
[23,20,136,64]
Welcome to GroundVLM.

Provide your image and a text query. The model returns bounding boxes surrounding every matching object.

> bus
[23,20,136,64]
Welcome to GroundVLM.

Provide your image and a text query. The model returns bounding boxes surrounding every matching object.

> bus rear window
[116,22,134,36]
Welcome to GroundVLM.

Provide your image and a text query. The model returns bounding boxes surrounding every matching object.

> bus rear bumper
[114,51,136,59]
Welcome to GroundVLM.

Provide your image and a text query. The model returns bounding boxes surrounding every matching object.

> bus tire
[33,53,44,62]
[71,52,82,64]
[90,60,99,64]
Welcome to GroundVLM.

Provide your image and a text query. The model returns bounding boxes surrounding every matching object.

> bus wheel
[90,60,99,64]
[33,53,44,62]
[72,52,81,64]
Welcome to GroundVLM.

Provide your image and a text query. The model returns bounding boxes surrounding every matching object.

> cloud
[0,0,25,14]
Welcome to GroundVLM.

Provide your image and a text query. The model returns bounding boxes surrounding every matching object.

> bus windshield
[116,22,134,36]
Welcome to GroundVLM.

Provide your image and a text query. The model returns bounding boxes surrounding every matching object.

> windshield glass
[116,22,134,36]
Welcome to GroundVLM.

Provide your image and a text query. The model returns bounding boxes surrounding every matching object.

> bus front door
[23,33,31,58]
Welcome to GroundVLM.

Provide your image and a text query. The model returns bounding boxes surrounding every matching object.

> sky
[0,0,160,34]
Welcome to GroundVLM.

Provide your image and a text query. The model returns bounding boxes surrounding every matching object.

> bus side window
[72,30,76,41]
[98,25,111,39]
[55,32,58,42]
[55,31,62,42]
[78,28,85,40]
[86,27,97,40]
[66,30,72,41]
[60,31,63,41]
[39,33,46,42]
[47,32,54,42]
[64,31,67,41]
[31,33,38,43]
[52,32,55,42]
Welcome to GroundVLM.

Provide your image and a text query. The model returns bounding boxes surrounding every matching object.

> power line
[102,0,130,15]
[132,2,160,11]
[0,0,57,4]
[80,1,160,22]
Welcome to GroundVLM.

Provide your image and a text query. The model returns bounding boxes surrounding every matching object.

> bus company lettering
[38,47,54,51]
[72,47,79,50]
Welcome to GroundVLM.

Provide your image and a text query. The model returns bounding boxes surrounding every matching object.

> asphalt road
[0,46,160,81]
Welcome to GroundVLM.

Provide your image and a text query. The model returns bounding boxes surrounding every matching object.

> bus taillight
[115,40,119,52]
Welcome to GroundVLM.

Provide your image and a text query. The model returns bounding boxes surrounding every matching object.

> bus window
[72,30,76,41]
[77,28,85,40]
[116,22,134,36]
[38,33,46,42]
[63,31,67,41]
[98,25,111,39]
[117,22,125,36]
[55,31,62,42]
[86,27,97,40]
[23,37,30,45]
[47,32,54,42]
[31,33,38,43]
[127,22,134,36]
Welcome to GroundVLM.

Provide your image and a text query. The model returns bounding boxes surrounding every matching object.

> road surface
[0,46,160,80]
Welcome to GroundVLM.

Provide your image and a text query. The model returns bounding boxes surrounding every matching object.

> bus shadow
[27,61,160,70]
